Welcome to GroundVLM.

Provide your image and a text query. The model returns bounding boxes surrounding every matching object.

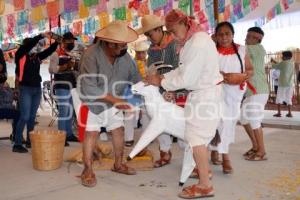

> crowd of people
[0,9,298,199]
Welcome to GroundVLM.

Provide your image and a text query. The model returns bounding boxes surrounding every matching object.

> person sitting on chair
[0,72,20,152]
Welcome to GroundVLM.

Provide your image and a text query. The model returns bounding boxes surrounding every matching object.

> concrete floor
[0,112,300,200]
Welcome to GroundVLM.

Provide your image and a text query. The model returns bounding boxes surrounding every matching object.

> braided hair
[215,22,244,73]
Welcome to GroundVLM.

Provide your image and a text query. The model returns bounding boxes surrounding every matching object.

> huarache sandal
[243,148,257,157]
[178,184,214,199]
[245,153,267,161]
[111,163,136,175]
[154,150,172,168]
[286,113,293,118]
[80,172,97,187]
[222,160,233,174]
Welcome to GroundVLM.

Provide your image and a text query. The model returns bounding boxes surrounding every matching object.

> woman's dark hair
[215,21,244,73]
[215,21,235,36]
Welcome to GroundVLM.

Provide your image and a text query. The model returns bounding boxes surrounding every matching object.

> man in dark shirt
[14,33,59,152]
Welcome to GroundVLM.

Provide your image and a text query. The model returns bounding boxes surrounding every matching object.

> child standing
[124,41,149,147]
[272,51,295,117]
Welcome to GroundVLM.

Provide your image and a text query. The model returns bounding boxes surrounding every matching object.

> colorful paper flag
[31,0,46,8]
[83,0,99,7]
[275,2,282,15]
[266,7,275,21]
[97,0,108,13]
[13,0,25,11]
[223,5,231,21]
[50,16,59,28]
[132,15,139,27]
[178,0,190,15]
[73,21,83,35]
[205,0,213,6]
[254,16,266,27]
[64,0,79,13]
[62,12,74,24]
[114,6,126,20]
[197,10,208,24]
[79,4,89,18]
[194,0,201,12]
[218,0,225,13]
[17,11,28,26]
[150,0,167,11]
[126,8,133,22]
[138,0,150,17]
[98,11,110,28]
[281,0,289,10]
[31,5,45,23]
[164,0,173,15]
[7,14,16,38]
[38,19,46,31]
[205,3,215,28]
[46,1,60,18]
[250,0,258,10]
[233,0,243,19]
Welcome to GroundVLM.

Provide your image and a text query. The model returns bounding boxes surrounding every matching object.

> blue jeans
[55,89,74,137]
[15,86,41,145]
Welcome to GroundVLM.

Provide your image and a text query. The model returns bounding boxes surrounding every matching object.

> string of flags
[0,0,297,44]
[254,0,295,27]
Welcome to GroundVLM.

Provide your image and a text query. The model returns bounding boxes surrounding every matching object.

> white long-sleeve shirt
[161,32,222,92]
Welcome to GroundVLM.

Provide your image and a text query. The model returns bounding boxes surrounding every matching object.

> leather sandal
[154,150,172,168]
[245,153,267,161]
[243,148,257,157]
[111,163,136,175]
[222,160,233,174]
[81,172,97,187]
[178,184,214,199]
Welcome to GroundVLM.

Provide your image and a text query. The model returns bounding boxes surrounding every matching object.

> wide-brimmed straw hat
[96,20,138,43]
[136,15,164,35]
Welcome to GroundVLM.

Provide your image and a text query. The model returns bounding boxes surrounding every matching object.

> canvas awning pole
[213,0,219,23]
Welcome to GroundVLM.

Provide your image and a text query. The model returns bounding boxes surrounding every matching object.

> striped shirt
[246,44,269,97]
[147,34,179,69]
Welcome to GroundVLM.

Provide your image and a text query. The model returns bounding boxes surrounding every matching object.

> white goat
[128,81,195,186]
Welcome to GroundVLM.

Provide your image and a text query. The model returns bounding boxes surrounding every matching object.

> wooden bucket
[30,130,66,171]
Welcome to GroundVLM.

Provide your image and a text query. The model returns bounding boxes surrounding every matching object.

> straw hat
[0,0,5,15]
[95,20,138,43]
[132,41,150,52]
[136,15,164,35]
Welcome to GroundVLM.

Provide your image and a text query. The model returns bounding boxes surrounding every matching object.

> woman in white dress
[146,9,223,199]
[210,22,253,174]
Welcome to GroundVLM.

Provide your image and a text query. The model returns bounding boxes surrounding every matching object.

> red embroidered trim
[217,44,240,55]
